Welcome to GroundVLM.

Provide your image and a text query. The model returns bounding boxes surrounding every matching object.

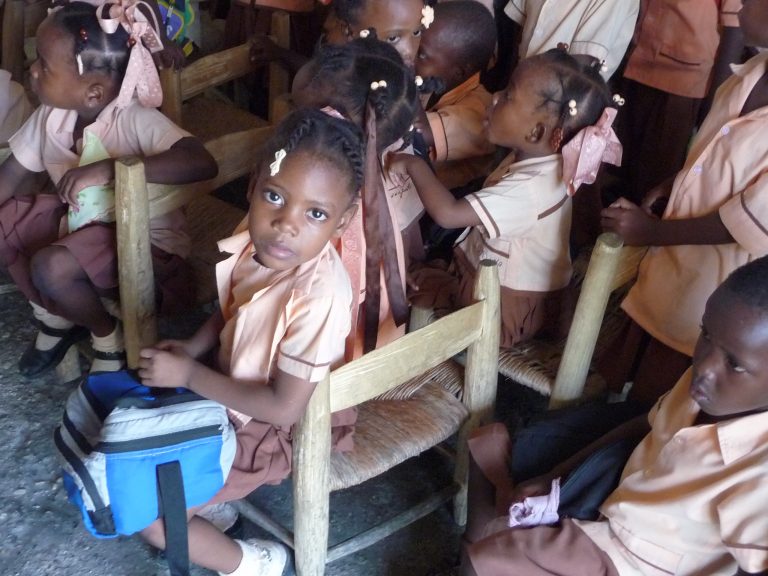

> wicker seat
[497,232,647,408]
[231,261,500,576]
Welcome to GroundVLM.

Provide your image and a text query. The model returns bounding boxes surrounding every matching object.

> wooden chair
[231,260,500,576]
[1,0,48,82]
[497,233,647,408]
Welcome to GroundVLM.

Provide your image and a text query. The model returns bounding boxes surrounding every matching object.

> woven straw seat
[496,233,646,408]
[329,379,469,491]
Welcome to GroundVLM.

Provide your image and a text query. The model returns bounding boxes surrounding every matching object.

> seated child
[463,254,768,576]
[250,0,428,73]
[394,48,621,348]
[137,108,363,576]
[0,68,32,143]
[599,0,768,407]
[0,2,217,377]
[416,0,497,190]
[487,0,639,91]
[292,37,422,355]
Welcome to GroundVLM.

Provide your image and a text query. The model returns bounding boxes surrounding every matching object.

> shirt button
[721,126,730,135]
[693,165,703,174]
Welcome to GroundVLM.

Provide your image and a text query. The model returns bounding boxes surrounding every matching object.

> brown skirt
[468,519,619,576]
[410,250,566,348]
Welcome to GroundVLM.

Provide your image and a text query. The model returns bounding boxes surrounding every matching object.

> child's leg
[141,514,242,573]
[29,245,124,371]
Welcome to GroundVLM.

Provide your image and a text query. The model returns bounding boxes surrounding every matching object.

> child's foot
[219,538,288,576]
[18,304,88,378]
[90,323,126,373]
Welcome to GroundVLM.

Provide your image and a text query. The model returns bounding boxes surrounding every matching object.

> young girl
[291,37,421,355]
[250,0,428,74]
[137,108,363,576]
[599,0,768,407]
[0,2,217,378]
[393,48,621,348]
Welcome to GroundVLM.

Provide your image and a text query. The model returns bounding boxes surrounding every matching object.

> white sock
[30,302,74,351]
[90,323,125,372]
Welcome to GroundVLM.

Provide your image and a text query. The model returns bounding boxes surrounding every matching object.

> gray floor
[0,272,547,576]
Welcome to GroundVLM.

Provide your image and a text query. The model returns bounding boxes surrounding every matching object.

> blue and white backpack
[54,370,236,575]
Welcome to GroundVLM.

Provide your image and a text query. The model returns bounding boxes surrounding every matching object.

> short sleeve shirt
[624,0,743,98]
[504,0,639,79]
[9,99,192,255]
[216,226,352,387]
[577,370,768,575]
[457,154,572,292]
[622,52,768,356]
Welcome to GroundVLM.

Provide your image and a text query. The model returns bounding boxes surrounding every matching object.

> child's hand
[154,42,187,71]
[387,152,418,174]
[600,197,659,246]
[57,160,115,209]
[509,474,556,504]
[137,345,196,388]
[250,34,280,65]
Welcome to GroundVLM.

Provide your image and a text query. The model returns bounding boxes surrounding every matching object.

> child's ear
[333,201,359,238]
[84,82,107,110]
[525,122,546,144]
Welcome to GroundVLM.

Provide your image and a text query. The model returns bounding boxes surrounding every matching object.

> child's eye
[263,190,283,206]
[308,208,328,222]
[727,356,747,373]
[387,35,400,44]
[413,28,422,37]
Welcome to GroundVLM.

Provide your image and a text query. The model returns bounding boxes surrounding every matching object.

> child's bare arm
[154,308,225,360]
[601,198,734,247]
[0,155,38,204]
[393,153,481,229]
[138,346,317,428]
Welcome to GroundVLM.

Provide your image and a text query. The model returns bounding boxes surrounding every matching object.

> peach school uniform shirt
[457,153,572,293]
[624,0,742,99]
[577,369,768,575]
[9,98,192,257]
[622,51,768,356]
[0,69,32,144]
[503,0,639,79]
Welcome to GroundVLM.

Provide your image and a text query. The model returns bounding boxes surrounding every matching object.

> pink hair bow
[97,0,163,108]
[561,107,622,196]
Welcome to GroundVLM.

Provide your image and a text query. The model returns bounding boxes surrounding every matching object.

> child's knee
[29,245,79,292]
[139,518,166,548]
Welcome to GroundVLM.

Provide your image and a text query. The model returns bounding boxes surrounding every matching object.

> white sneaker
[219,538,288,576]
[198,502,240,533]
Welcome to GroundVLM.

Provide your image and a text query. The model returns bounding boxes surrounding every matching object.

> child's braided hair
[261,108,366,199]
[49,2,132,81]
[301,37,419,152]
[532,48,615,148]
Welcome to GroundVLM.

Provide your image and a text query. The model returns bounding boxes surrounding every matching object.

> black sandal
[18,321,89,378]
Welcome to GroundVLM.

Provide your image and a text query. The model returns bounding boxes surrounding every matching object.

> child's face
[690,287,768,419]
[345,0,424,67]
[486,61,556,158]
[248,150,356,271]
[415,18,462,91]
[30,19,92,112]
[739,0,768,48]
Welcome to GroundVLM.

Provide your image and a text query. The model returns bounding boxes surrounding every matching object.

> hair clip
[76,54,84,76]
[414,75,424,87]
[612,93,625,107]
[370,80,388,90]
[568,99,578,116]
[421,5,434,29]
[79,27,88,43]
[270,149,287,177]
[556,42,569,52]
[600,60,608,73]
[359,28,371,38]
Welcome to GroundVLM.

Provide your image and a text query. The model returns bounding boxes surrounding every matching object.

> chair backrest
[549,232,646,408]
[114,125,272,367]
[289,261,500,575]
